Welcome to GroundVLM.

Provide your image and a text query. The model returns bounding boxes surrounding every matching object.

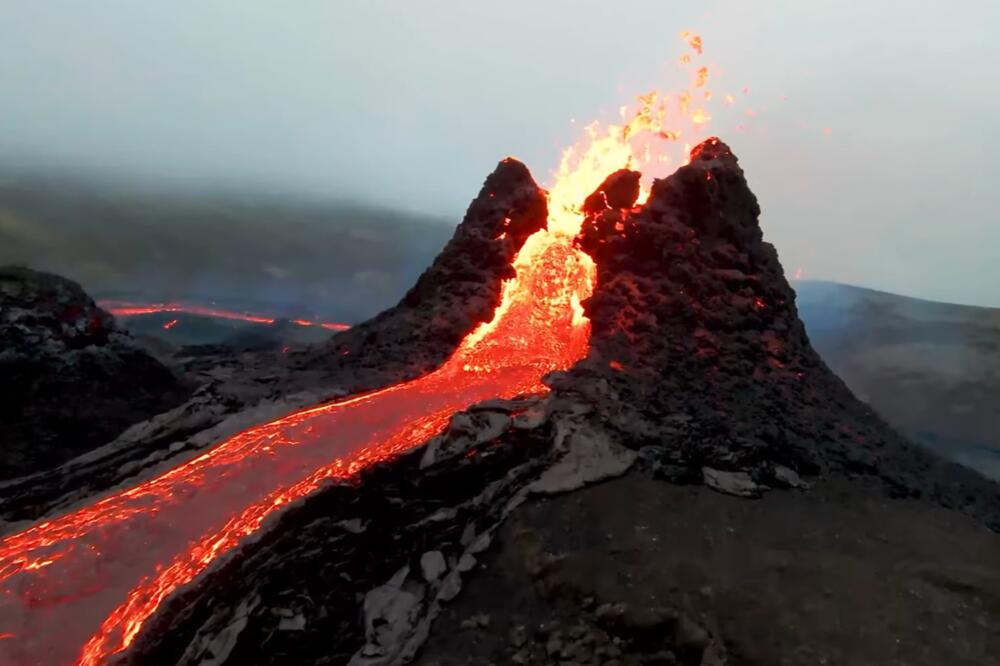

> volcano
[3,135,997,666]
[125,140,1000,666]
[2,31,999,665]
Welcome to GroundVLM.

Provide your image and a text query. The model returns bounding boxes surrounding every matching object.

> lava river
[0,194,597,666]
[0,32,721,665]
[97,300,352,332]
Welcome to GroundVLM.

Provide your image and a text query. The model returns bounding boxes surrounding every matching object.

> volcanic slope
[124,140,1000,666]
[0,266,190,480]
[554,138,1000,528]
[0,158,546,522]
[299,157,549,387]
[0,148,600,666]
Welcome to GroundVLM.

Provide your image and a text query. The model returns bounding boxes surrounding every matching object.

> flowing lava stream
[97,300,352,332]
[0,34,724,665]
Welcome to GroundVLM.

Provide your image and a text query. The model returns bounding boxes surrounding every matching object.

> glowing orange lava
[98,300,352,332]
[0,34,729,666]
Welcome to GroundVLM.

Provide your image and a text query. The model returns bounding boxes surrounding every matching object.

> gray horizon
[2,0,998,307]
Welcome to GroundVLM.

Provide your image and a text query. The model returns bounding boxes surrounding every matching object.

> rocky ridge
[0,266,190,480]
[119,140,1000,665]
[552,138,1000,529]
[301,157,548,386]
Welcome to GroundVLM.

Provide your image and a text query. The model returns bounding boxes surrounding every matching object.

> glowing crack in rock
[0,34,730,666]
[98,300,352,332]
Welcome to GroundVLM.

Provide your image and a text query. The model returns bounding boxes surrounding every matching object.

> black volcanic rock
[121,397,560,666]
[579,168,643,248]
[302,158,547,388]
[581,168,642,214]
[554,137,1000,528]
[0,266,190,479]
[115,141,1000,666]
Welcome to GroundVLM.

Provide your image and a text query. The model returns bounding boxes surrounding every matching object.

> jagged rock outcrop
[0,266,190,479]
[302,158,547,387]
[552,138,1000,528]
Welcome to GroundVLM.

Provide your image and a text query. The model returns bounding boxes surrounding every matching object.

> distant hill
[796,281,1000,480]
[0,170,452,323]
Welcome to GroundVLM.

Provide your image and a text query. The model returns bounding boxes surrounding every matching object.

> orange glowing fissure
[0,34,726,665]
[98,300,352,332]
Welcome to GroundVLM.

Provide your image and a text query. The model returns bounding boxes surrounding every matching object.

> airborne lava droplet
[695,66,709,87]
[681,30,704,54]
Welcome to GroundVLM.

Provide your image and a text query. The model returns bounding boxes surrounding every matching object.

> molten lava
[0,33,732,666]
[98,300,352,332]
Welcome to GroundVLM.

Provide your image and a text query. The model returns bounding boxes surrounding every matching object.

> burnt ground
[418,473,1000,666]
[120,398,561,666]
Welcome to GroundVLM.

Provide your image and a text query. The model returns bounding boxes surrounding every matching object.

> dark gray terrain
[797,281,1000,481]
[0,266,190,480]
[0,168,451,323]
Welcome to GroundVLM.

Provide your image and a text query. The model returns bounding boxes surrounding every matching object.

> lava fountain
[0,34,725,666]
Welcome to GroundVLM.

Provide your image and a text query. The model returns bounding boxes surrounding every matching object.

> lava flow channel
[0,34,723,666]
[97,300,352,332]
[1,223,593,666]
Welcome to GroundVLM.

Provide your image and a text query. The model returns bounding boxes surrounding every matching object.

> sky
[1,0,999,306]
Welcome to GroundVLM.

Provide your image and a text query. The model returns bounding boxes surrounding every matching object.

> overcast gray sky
[2,0,998,306]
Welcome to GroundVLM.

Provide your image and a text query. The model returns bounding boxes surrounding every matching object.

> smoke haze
[1,0,998,306]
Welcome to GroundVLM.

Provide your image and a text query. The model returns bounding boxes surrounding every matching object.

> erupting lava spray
[0,34,728,665]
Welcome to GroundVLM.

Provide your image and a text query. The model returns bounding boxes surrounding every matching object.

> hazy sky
[2,1,998,306]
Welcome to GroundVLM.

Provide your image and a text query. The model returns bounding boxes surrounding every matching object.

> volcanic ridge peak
[581,168,643,215]
[553,136,1000,530]
[308,156,548,387]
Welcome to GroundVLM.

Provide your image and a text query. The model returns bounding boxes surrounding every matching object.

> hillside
[0,170,451,323]
[796,281,1000,480]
